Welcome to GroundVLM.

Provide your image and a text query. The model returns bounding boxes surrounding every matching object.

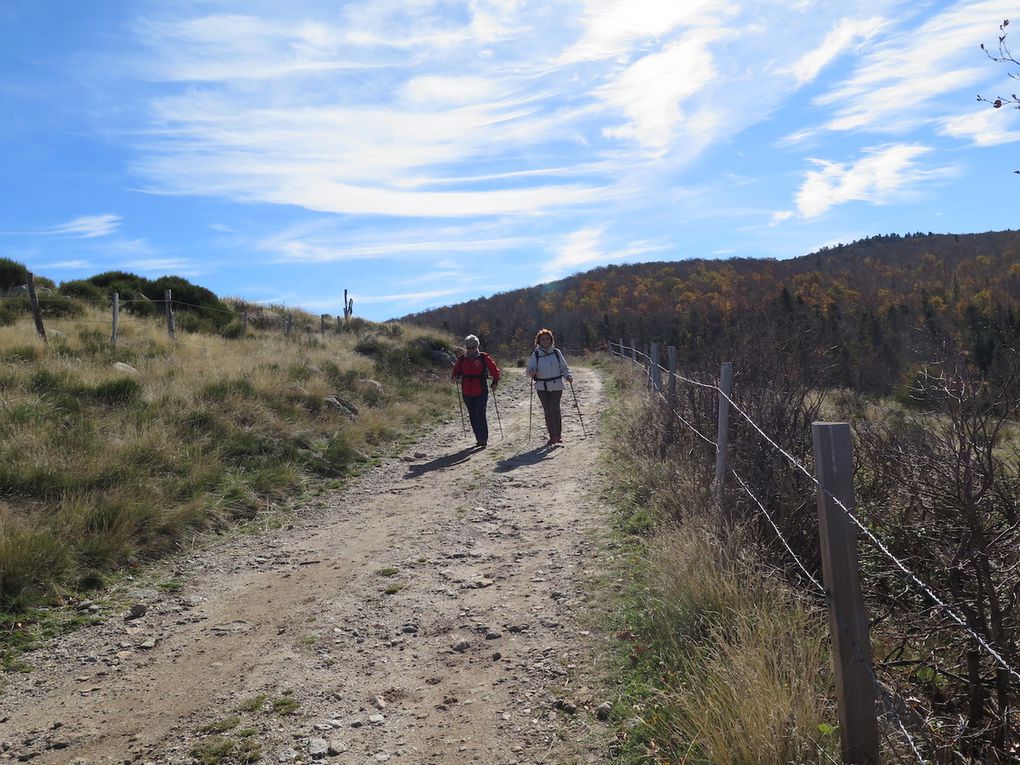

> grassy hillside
[0,308,457,614]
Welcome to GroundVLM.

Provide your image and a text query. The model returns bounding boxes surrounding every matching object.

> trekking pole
[568,379,587,438]
[491,386,504,439]
[455,380,466,434]
[528,384,533,440]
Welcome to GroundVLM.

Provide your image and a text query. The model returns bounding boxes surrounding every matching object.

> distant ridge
[403,230,1020,394]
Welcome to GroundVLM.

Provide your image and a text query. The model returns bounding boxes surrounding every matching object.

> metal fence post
[650,342,661,392]
[111,292,119,346]
[163,289,175,338]
[26,272,46,343]
[811,422,880,765]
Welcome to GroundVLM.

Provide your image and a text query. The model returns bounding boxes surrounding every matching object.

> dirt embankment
[0,366,615,765]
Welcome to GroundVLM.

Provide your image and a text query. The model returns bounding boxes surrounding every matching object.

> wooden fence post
[650,343,661,392]
[163,289,175,338]
[286,313,293,337]
[26,273,46,343]
[712,361,733,508]
[320,314,327,333]
[617,338,624,357]
[111,292,119,346]
[811,422,880,765]
[630,338,637,362]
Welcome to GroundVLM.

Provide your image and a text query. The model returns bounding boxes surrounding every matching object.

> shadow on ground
[493,445,558,473]
[403,447,480,478]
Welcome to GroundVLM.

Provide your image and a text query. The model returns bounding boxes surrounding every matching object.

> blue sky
[1,1,1018,322]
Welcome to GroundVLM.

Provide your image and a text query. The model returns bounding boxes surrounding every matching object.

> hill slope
[404,230,1020,393]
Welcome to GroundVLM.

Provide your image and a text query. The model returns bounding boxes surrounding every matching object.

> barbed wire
[610,344,1020,687]
[611,343,930,762]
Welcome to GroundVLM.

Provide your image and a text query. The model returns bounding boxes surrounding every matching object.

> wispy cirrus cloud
[597,32,722,154]
[356,287,465,306]
[256,219,537,263]
[816,0,1016,133]
[542,226,668,280]
[558,0,725,63]
[776,143,943,221]
[0,213,122,238]
[942,108,1020,146]
[788,17,887,85]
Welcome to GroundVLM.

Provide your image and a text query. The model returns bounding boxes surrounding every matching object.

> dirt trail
[0,366,614,765]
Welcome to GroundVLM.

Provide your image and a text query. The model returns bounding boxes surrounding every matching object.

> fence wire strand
[611,342,1020,688]
[611,341,1020,760]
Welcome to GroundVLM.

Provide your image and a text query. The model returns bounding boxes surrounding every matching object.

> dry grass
[0,308,455,610]
[601,358,839,765]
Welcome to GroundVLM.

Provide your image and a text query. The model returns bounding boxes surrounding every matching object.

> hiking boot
[553,436,563,444]
[545,438,555,446]
[476,441,487,448]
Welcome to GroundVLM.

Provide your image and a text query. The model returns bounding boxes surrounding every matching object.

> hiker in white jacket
[526,328,572,446]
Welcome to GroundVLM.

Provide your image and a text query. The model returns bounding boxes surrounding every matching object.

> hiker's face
[539,335,552,347]
[466,345,479,356]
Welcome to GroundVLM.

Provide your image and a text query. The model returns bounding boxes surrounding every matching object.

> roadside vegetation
[0,306,456,626]
[598,339,1019,763]
[598,361,839,765]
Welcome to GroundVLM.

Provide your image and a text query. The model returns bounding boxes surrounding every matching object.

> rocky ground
[0,366,617,765]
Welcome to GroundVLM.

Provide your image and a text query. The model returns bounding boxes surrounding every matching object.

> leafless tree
[979,19,1020,174]
[854,353,1020,761]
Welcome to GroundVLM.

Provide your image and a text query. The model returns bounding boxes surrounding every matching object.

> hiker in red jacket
[452,334,501,448]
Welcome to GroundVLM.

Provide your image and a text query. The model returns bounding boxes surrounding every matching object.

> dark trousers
[463,393,489,444]
[536,389,563,439]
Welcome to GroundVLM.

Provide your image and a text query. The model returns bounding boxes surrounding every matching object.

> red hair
[534,328,555,345]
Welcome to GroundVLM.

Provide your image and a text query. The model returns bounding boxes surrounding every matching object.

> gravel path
[0,365,614,765]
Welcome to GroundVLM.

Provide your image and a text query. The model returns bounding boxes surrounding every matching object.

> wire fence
[609,339,1020,765]
[2,286,366,346]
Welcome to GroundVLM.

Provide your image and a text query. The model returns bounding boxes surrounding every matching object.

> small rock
[308,739,328,759]
[327,740,349,755]
[124,604,147,621]
[452,640,471,653]
[595,702,613,720]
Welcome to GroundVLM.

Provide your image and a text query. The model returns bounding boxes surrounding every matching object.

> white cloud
[47,214,123,238]
[597,34,720,153]
[356,288,465,305]
[400,76,502,106]
[788,17,886,85]
[542,226,667,279]
[38,260,92,270]
[792,144,936,218]
[942,108,1020,146]
[253,217,542,265]
[816,1,1016,133]
[559,0,728,63]
[126,258,194,273]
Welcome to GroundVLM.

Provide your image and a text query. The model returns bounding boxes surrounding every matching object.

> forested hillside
[404,230,1020,393]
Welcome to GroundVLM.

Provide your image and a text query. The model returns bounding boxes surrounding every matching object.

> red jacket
[452,352,500,397]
